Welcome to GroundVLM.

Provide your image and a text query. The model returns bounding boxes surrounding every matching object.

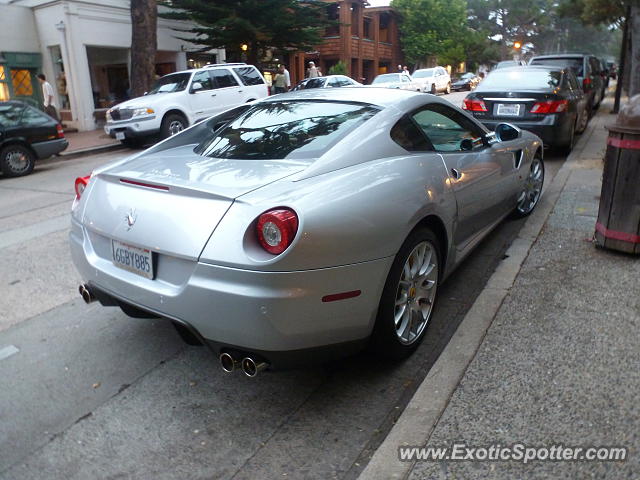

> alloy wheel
[168,120,184,136]
[516,157,544,215]
[393,241,439,345]
[4,149,30,174]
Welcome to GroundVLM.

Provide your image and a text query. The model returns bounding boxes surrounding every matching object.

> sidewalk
[60,128,122,157]
[360,97,640,478]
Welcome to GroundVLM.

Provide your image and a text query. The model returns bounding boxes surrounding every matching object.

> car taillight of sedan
[256,208,298,255]
[75,175,90,199]
[462,98,487,112]
[530,100,568,114]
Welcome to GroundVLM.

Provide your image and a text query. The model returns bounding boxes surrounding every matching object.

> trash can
[594,94,640,254]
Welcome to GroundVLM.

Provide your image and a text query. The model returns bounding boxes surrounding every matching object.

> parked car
[71,88,544,374]
[0,100,68,177]
[412,67,451,94]
[104,63,268,147]
[607,61,617,79]
[451,72,480,91]
[290,75,362,91]
[528,53,605,113]
[463,65,588,153]
[370,72,419,91]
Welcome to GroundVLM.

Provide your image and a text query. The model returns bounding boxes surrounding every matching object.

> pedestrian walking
[282,65,291,91]
[272,65,288,94]
[37,74,58,121]
[307,61,322,78]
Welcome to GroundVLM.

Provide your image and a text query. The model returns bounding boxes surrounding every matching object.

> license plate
[496,103,521,116]
[115,131,125,140]
[111,240,154,279]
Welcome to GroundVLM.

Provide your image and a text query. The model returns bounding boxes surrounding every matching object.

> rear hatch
[82,144,310,259]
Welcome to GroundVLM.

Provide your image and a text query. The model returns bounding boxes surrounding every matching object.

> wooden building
[287,0,404,85]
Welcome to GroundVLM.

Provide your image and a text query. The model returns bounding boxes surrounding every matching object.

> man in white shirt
[283,65,291,91]
[37,74,59,121]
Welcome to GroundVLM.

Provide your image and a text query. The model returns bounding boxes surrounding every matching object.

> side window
[232,67,265,86]
[412,104,484,152]
[401,75,410,83]
[327,77,341,88]
[390,115,432,152]
[21,105,50,126]
[191,70,214,91]
[567,71,580,91]
[211,69,239,89]
[0,104,24,127]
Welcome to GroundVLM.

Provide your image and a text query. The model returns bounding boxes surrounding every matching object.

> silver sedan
[70,88,544,376]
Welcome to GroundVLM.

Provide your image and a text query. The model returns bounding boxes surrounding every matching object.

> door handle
[238,89,244,93]
[211,93,217,97]
[450,168,462,180]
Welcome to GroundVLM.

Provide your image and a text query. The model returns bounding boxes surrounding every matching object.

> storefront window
[11,69,33,96]
[0,66,9,101]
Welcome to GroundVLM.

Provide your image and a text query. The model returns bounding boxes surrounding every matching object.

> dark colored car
[0,101,67,177]
[452,72,480,91]
[462,66,589,152]
[529,53,605,113]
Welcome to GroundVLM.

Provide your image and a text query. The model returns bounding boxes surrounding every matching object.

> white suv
[105,63,268,146]
[412,67,451,94]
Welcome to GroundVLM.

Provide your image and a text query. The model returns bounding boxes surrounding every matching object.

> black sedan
[452,72,480,91]
[462,66,589,153]
[0,101,68,177]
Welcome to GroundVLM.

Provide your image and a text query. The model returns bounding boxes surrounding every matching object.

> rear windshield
[530,58,583,77]
[413,69,435,78]
[194,101,379,160]
[148,73,191,94]
[480,69,562,90]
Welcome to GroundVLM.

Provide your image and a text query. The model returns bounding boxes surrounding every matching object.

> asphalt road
[0,99,567,479]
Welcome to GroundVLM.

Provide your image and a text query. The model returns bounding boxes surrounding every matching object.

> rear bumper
[477,114,573,147]
[32,138,68,159]
[69,217,392,364]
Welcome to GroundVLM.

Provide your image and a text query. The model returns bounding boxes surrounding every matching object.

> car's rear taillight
[530,100,569,114]
[256,208,298,255]
[56,124,64,139]
[583,77,592,90]
[75,175,90,199]
[462,98,487,112]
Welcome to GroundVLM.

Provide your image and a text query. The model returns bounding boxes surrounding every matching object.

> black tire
[369,227,441,360]
[160,113,187,139]
[558,120,576,156]
[576,107,589,134]
[430,84,436,95]
[0,143,35,177]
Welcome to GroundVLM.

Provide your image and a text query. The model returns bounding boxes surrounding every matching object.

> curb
[356,114,603,480]
[58,143,125,160]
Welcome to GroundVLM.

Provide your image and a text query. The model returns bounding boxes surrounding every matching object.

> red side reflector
[120,179,170,191]
[322,290,362,303]
[56,124,65,139]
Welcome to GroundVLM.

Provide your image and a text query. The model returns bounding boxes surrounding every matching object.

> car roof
[0,100,28,107]
[530,54,589,59]
[260,85,445,109]
[490,65,566,73]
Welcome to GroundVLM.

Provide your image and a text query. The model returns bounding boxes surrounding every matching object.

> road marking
[0,345,20,361]
[0,215,69,250]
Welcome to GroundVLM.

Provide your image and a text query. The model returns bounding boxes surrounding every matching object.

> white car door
[209,68,245,114]
[188,70,219,120]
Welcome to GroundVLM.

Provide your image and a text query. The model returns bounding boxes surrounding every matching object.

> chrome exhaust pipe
[241,357,268,378]
[79,284,96,304]
[219,352,239,373]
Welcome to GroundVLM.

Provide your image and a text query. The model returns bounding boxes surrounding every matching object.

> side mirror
[494,123,521,142]
[143,91,148,96]
[191,82,203,93]
[460,138,474,151]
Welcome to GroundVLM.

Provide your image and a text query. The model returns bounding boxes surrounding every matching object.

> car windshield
[530,58,583,77]
[194,101,379,160]
[147,72,191,94]
[461,73,475,80]
[372,74,402,84]
[413,69,435,78]
[480,69,562,90]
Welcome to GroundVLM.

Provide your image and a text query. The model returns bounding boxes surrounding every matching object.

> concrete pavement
[359,97,639,479]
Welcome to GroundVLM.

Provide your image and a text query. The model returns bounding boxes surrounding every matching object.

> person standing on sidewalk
[306,62,321,78]
[272,65,288,94]
[282,64,291,91]
[37,74,58,121]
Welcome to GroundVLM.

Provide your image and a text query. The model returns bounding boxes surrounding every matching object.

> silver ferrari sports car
[70,88,544,376]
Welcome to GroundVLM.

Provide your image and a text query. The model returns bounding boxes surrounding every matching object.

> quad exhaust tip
[78,284,96,304]
[241,357,268,378]
[219,352,239,373]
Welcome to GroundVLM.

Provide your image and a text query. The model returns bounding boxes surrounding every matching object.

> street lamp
[241,44,248,52]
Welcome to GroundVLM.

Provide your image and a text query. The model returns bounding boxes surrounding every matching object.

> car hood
[110,93,179,110]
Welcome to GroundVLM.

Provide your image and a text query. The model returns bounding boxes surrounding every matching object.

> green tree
[328,61,348,75]
[160,0,333,66]
[391,0,467,66]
